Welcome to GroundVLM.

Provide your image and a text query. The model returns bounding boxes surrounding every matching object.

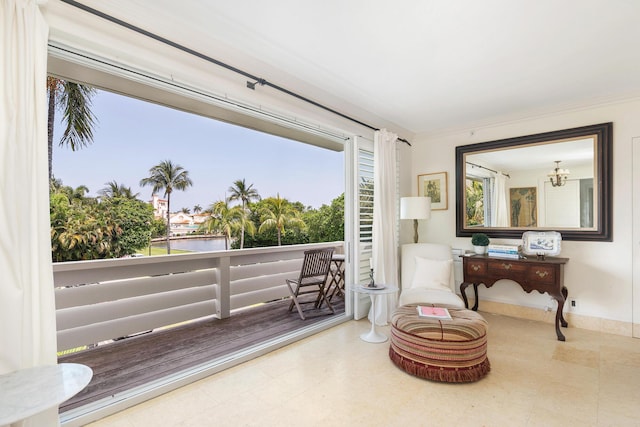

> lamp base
[413,219,419,243]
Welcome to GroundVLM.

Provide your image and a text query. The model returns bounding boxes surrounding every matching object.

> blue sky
[52,90,345,210]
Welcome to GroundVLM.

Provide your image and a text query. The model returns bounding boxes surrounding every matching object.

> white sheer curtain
[1,1,58,426]
[370,129,399,325]
[491,172,509,227]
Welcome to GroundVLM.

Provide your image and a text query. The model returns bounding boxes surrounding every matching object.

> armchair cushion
[399,243,465,309]
[399,288,465,307]
[410,256,452,292]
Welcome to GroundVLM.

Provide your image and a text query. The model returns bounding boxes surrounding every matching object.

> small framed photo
[522,231,562,257]
[418,172,448,210]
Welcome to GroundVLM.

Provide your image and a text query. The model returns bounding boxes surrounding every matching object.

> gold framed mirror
[455,122,612,241]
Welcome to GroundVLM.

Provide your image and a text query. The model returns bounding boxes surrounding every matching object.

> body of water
[152,237,227,252]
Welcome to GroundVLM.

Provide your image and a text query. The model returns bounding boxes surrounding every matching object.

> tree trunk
[240,202,246,249]
[47,84,56,181]
[166,194,171,254]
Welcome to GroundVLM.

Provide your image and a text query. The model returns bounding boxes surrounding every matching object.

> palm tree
[200,200,242,250]
[236,210,256,246]
[228,179,260,249]
[258,194,304,246]
[180,207,191,214]
[69,185,90,204]
[465,180,485,226]
[47,77,97,181]
[193,204,202,214]
[49,179,89,204]
[98,180,139,199]
[140,160,193,254]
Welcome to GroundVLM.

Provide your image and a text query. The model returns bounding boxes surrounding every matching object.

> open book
[416,306,452,320]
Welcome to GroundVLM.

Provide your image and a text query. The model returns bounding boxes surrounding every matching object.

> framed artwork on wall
[418,172,448,210]
[509,187,537,227]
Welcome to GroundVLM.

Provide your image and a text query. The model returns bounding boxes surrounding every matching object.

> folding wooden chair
[286,248,335,320]
[326,254,345,302]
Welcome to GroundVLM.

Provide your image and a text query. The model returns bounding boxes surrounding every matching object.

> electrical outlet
[569,298,579,311]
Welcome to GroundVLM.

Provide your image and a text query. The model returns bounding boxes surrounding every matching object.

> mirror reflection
[455,122,612,241]
[464,137,596,230]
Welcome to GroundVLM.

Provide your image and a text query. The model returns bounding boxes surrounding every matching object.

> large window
[465,176,487,227]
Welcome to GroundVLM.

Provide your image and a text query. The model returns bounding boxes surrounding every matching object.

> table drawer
[464,260,487,280]
[527,265,556,285]
[487,260,527,275]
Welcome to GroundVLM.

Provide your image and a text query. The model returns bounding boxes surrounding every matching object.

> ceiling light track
[59,0,411,146]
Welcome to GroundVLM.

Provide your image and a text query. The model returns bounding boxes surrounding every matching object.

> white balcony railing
[54,242,344,352]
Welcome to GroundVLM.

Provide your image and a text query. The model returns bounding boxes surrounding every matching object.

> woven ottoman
[389,303,490,383]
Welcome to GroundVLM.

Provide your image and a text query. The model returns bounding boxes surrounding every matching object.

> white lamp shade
[400,197,431,220]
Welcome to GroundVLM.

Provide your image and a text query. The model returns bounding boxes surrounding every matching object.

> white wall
[406,99,640,324]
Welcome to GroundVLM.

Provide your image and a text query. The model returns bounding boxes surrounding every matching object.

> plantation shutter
[353,136,374,319]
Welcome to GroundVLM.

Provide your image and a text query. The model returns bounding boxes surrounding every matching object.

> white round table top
[0,363,93,425]
[350,284,399,295]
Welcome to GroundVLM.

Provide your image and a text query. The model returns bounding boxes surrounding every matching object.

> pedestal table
[351,284,399,343]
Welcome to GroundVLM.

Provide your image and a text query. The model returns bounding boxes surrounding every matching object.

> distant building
[169,212,208,236]
[150,195,208,236]
[150,194,168,219]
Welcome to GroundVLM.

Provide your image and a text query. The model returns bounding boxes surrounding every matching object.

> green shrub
[471,232,490,246]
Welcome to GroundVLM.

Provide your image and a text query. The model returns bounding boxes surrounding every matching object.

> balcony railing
[54,241,345,353]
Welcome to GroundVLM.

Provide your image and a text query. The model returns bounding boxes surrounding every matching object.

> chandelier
[547,160,570,187]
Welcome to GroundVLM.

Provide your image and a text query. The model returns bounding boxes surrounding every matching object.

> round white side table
[351,284,399,343]
[0,363,93,425]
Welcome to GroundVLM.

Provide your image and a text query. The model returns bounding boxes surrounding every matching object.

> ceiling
[65,0,640,137]
[467,138,594,172]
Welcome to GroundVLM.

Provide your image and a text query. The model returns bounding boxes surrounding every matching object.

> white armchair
[399,243,465,308]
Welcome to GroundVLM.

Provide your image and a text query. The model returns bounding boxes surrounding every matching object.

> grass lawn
[136,246,193,256]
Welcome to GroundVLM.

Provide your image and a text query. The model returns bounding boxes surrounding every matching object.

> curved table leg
[560,286,568,327]
[460,282,471,309]
[554,287,568,341]
[460,282,480,311]
[472,284,479,311]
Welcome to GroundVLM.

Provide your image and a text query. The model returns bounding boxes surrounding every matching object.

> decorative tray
[522,231,562,256]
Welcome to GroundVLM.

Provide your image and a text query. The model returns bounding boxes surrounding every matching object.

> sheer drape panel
[371,129,399,325]
[484,177,493,225]
[0,1,58,425]
[492,172,509,227]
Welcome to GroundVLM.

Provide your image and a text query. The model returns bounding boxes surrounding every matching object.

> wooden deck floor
[59,297,345,413]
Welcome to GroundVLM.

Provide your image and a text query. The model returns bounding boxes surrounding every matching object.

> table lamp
[401,196,431,243]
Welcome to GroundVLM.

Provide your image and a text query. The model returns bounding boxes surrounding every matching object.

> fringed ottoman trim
[389,346,491,383]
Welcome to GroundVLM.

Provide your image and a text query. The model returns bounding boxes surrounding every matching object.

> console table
[460,254,569,341]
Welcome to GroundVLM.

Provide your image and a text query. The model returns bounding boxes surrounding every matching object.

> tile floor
[88,312,640,427]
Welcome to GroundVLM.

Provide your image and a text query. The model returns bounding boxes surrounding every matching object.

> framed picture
[509,187,537,227]
[522,231,562,256]
[418,172,448,210]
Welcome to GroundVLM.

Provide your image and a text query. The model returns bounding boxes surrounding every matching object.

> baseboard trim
[467,298,634,337]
